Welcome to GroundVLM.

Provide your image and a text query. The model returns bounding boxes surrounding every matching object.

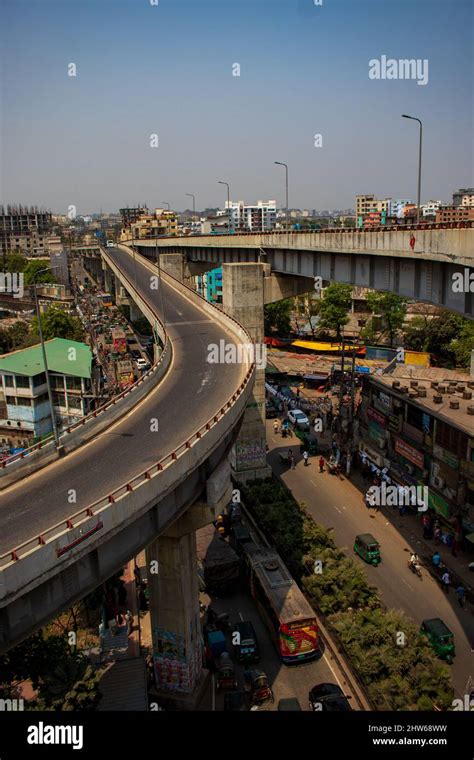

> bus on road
[242,543,319,664]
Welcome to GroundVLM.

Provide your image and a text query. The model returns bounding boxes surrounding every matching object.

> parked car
[234,620,260,663]
[287,409,310,431]
[309,683,352,712]
[131,350,141,360]
[136,358,150,371]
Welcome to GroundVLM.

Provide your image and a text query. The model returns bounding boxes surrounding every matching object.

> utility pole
[32,266,62,452]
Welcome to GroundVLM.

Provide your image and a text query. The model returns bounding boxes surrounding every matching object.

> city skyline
[1,0,473,214]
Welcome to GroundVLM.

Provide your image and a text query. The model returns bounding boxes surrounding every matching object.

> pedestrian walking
[319,456,325,473]
[434,524,441,545]
[288,449,295,470]
[456,584,465,608]
[273,419,279,435]
[441,570,450,593]
[303,450,309,467]
[432,551,441,570]
[125,610,133,635]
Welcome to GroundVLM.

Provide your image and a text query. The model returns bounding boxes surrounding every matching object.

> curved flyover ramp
[0,247,255,651]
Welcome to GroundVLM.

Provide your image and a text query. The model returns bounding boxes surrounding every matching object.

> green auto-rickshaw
[354,533,381,566]
[420,618,455,663]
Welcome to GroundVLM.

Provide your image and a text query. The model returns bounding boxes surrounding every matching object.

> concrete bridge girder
[178,247,473,319]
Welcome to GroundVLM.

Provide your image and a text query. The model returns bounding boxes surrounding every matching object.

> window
[67,395,82,411]
[50,375,64,390]
[435,420,468,458]
[33,372,47,388]
[14,375,30,389]
[17,398,32,407]
[3,375,14,388]
[5,396,16,405]
[65,376,82,391]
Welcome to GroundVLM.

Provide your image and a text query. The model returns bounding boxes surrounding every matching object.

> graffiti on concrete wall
[234,439,267,471]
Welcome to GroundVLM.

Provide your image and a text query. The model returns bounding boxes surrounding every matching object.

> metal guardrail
[0,247,257,569]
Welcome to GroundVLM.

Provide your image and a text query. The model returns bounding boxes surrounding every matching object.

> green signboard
[428,490,450,519]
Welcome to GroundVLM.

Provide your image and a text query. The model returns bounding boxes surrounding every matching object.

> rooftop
[0,338,92,379]
[373,365,474,436]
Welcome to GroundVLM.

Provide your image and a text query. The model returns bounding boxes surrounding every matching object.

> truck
[196,524,240,596]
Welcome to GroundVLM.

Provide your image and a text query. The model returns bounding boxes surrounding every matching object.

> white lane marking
[401,578,414,591]
[239,612,244,621]
[166,319,212,326]
[310,480,317,486]
[334,506,342,514]
[323,650,347,693]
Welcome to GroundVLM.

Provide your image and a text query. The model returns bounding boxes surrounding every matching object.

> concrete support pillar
[222,262,271,481]
[146,521,203,700]
[145,458,232,705]
[158,253,185,283]
[129,302,142,322]
[103,266,113,295]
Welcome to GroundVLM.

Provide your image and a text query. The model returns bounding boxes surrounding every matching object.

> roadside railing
[134,220,474,242]
[0,245,257,570]
[1,255,170,469]
[0,364,254,569]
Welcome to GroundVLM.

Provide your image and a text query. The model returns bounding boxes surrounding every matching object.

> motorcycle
[408,560,422,578]
[326,457,341,476]
[206,608,231,632]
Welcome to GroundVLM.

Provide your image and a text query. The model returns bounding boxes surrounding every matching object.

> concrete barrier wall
[0,348,172,488]
[0,251,170,487]
[135,227,474,266]
[0,368,251,604]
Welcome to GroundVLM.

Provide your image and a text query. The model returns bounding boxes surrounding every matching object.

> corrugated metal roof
[0,338,92,379]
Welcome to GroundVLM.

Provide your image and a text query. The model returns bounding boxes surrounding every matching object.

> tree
[30,305,84,342]
[365,292,407,347]
[317,283,352,340]
[23,260,55,286]
[264,299,292,336]
[294,295,320,337]
[404,311,468,367]
[451,320,474,368]
[4,252,27,274]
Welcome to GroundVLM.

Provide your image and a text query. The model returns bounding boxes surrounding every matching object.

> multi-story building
[0,338,93,447]
[356,195,391,217]
[0,206,52,260]
[121,208,178,240]
[435,206,474,224]
[225,200,276,232]
[452,188,474,207]
[119,206,149,229]
[421,200,442,218]
[49,249,70,291]
[195,267,223,304]
[389,199,413,218]
[359,364,474,532]
[356,195,392,227]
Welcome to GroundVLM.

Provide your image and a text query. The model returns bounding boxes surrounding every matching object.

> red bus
[243,544,319,664]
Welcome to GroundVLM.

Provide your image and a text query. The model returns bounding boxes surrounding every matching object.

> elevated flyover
[134,224,474,317]
[0,246,255,654]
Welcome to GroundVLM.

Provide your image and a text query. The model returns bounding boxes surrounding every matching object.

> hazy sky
[1,0,472,214]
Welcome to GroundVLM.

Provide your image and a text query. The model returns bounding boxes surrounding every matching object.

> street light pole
[218,181,231,231]
[402,114,423,224]
[274,161,289,232]
[32,267,61,450]
[161,201,170,211]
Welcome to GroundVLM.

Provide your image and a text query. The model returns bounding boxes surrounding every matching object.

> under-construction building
[0,205,53,260]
